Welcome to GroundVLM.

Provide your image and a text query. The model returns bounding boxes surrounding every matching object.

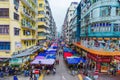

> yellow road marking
[78,74,83,80]
[39,74,44,80]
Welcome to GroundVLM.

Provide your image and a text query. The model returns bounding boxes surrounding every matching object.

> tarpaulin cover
[38,53,47,57]
[46,54,56,59]
[63,52,73,58]
[63,47,72,52]
[31,59,55,65]
[35,56,45,59]
[47,48,57,52]
[66,57,86,64]
[66,57,81,64]
[45,51,56,54]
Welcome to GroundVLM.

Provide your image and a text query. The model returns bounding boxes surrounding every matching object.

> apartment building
[0,0,38,60]
[62,2,78,43]
[37,0,56,43]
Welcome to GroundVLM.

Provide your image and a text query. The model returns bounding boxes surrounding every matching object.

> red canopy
[63,52,73,58]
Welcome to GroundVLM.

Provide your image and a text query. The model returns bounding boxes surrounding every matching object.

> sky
[48,0,81,33]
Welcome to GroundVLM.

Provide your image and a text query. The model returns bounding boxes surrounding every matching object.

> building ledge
[73,42,120,56]
[21,38,36,40]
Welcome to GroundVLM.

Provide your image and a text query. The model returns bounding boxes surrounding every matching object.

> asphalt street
[43,55,79,80]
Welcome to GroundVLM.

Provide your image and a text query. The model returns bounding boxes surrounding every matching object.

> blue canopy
[66,57,86,64]
[45,51,56,54]
[38,53,47,57]
[63,47,72,52]
[67,58,80,64]
[46,54,56,59]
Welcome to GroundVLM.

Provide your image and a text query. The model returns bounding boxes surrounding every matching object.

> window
[38,18,45,22]
[38,32,45,36]
[0,42,10,50]
[14,12,19,20]
[38,11,44,14]
[100,6,111,17]
[39,4,43,8]
[114,24,120,32]
[0,8,9,18]
[116,7,120,16]
[14,28,20,35]
[0,25,9,34]
[14,0,19,6]
[23,30,26,35]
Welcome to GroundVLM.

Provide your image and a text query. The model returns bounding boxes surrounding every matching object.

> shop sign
[87,54,97,62]
[114,56,120,60]
[101,66,108,72]
[15,42,22,49]
[98,58,111,63]
[10,58,22,64]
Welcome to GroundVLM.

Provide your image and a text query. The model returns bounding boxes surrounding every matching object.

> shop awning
[73,43,120,56]
[46,54,56,59]
[9,58,23,65]
[47,48,57,52]
[66,57,86,64]
[63,52,73,58]
[12,46,42,58]
[38,53,47,57]
[35,56,45,59]
[63,47,72,52]
[31,59,55,65]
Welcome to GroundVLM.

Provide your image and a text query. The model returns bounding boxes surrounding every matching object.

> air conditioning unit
[14,6,18,12]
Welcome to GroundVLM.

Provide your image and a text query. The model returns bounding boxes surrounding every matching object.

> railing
[80,40,119,52]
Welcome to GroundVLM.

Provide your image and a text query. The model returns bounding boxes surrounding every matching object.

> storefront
[87,53,112,72]
[73,42,120,73]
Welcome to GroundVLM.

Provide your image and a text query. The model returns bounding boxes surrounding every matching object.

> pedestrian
[56,59,59,65]
[53,68,56,75]
[30,70,33,80]
[59,48,63,56]
[13,75,18,80]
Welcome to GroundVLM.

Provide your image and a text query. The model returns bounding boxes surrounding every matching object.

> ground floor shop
[73,42,120,74]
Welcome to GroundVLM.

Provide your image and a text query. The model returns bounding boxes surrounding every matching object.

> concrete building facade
[62,2,78,43]
[37,0,56,43]
[80,0,120,51]
[0,0,37,59]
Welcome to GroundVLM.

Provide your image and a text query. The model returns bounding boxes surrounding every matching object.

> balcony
[37,22,47,27]
[21,25,36,31]
[21,35,36,40]
[38,36,46,40]
[21,0,37,13]
[21,10,36,22]
[0,35,10,41]
[81,0,118,19]
[38,29,46,33]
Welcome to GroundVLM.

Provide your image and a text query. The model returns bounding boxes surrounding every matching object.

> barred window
[0,25,9,34]
[0,8,9,18]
